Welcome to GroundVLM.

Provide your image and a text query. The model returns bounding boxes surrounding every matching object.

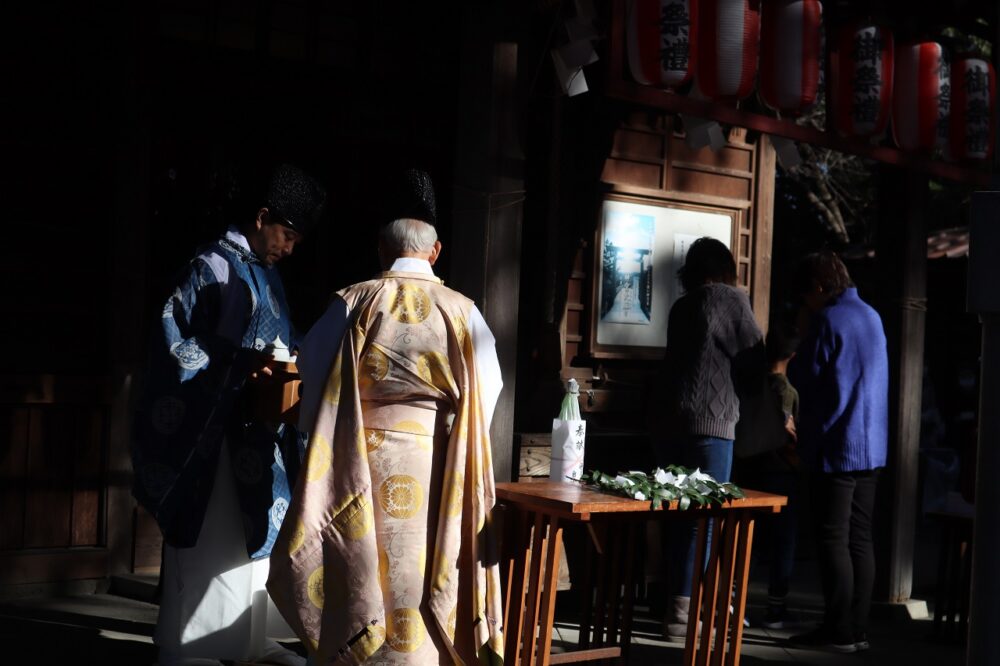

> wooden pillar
[450,2,523,482]
[875,168,927,602]
[750,136,776,332]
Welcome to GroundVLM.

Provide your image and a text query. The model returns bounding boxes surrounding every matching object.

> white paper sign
[551,418,587,481]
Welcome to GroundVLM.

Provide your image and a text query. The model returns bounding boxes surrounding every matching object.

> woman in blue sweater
[788,251,888,653]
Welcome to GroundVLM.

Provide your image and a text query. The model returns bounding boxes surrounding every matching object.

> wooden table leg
[606,521,624,646]
[592,522,610,648]
[697,516,724,666]
[536,517,564,666]
[726,513,755,666]
[522,512,549,665]
[504,508,532,666]
[578,524,600,650]
[710,513,739,666]
[618,520,639,665]
[683,516,710,666]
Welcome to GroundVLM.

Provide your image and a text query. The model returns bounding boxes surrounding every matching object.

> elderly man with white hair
[268,169,504,665]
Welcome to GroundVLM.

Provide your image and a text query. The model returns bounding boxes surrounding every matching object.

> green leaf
[679,495,691,511]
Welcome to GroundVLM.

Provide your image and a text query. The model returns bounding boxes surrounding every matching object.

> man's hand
[249,351,276,380]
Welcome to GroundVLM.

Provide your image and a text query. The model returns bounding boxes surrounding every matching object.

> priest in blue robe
[132,164,326,666]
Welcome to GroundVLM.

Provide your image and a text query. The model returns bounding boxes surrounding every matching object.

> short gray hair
[381,218,438,254]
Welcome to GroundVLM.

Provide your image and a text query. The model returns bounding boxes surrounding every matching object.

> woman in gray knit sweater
[659,237,766,641]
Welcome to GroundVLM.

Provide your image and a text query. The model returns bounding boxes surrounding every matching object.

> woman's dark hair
[677,237,737,292]
[795,251,852,301]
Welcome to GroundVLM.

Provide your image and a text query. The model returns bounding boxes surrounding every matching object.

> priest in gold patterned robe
[267,170,504,665]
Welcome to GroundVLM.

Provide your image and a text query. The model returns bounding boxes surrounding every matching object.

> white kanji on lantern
[950,55,996,161]
[759,0,822,113]
[892,42,950,152]
[696,0,761,101]
[831,24,894,137]
[626,0,697,88]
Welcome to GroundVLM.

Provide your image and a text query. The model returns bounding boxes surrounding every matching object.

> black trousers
[812,469,880,641]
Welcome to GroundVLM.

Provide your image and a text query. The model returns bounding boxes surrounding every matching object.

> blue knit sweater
[789,288,889,473]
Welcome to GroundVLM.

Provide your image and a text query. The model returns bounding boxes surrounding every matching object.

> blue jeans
[667,435,734,597]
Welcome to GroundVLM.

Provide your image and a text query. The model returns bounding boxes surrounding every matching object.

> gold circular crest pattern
[443,470,464,518]
[378,475,424,519]
[288,520,306,555]
[364,346,390,381]
[389,284,432,324]
[339,499,374,540]
[416,351,451,386]
[434,552,452,591]
[392,420,432,452]
[364,428,386,452]
[386,608,426,653]
[307,565,325,609]
[306,435,332,482]
[393,420,428,436]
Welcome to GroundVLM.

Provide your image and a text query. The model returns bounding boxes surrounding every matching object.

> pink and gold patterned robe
[267,271,504,665]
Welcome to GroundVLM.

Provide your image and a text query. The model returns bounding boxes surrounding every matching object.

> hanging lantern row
[625,0,997,160]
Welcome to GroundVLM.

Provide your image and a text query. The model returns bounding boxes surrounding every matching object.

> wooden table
[497,481,786,666]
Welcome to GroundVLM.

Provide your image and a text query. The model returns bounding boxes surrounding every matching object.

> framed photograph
[589,195,737,358]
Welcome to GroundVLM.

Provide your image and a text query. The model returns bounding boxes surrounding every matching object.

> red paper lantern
[950,55,996,161]
[696,0,761,101]
[759,0,823,113]
[830,24,894,137]
[626,0,697,89]
[892,42,949,152]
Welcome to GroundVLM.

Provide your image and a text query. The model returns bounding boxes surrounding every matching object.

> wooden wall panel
[0,375,113,583]
[667,138,753,172]
[667,168,752,201]
[566,309,581,334]
[72,409,106,547]
[600,159,663,189]
[23,408,74,548]
[612,129,665,161]
[566,278,583,307]
[0,407,29,550]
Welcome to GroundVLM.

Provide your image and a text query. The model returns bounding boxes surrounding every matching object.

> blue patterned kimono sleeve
[161,259,224,384]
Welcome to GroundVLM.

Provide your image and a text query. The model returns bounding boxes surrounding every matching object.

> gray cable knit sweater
[663,283,765,440]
